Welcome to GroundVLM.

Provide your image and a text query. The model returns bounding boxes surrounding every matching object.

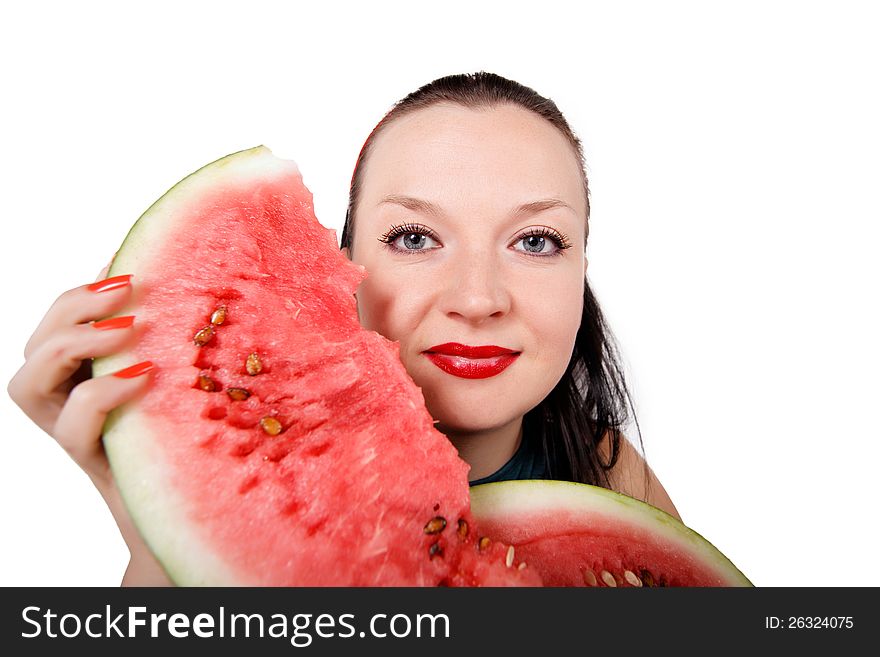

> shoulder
[598,431,683,522]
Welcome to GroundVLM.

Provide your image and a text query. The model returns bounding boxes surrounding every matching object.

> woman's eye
[513,234,558,255]
[393,232,439,251]
[378,223,442,254]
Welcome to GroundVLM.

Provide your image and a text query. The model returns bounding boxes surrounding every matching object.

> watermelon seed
[600,570,617,587]
[193,325,215,346]
[640,569,655,587]
[226,387,251,401]
[197,374,217,392]
[424,516,447,535]
[582,569,598,587]
[624,570,642,587]
[210,305,227,325]
[433,503,440,511]
[260,416,283,436]
[456,518,469,539]
[518,562,527,571]
[478,536,491,552]
[428,542,443,559]
[246,352,263,376]
[505,545,515,568]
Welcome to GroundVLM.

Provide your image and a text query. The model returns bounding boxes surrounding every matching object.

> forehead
[361,103,586,218]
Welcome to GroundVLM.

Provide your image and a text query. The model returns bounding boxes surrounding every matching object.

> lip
[425,343,519,358]
[423,343,521,379]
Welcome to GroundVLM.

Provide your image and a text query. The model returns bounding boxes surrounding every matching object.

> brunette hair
[340,72,646,491]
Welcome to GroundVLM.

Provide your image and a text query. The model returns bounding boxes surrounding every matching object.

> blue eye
[512,227,572,257]
[379,223,441,254]
[519,235,550,253]
[397,232,438,250]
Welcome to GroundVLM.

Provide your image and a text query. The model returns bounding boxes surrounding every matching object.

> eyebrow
[378,194,577,219]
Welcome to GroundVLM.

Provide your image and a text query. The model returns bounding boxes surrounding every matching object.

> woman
[8,72,680,586]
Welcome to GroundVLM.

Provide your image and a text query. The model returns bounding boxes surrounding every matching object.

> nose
[439,254,512,324]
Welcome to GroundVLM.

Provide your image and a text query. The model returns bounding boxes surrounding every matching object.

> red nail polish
[88,274,133,293]
[113,360,154,379]
[93,315,135,330]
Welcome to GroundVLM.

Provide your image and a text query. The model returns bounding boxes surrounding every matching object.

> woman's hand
[7,264,173,586]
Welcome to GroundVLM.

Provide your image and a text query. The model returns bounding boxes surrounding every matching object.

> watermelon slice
[471,481,752,586]
[92,146,537,586]
[92,146,749,587]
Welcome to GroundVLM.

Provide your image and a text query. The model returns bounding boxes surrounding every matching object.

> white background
[1,1,877,587]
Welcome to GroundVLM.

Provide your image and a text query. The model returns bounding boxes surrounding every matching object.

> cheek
[354,264,424,341]
[530,277,584,364]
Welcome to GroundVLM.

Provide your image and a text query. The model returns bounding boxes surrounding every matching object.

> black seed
[457,518,469,539]
[478,536,491,552]
[428,542,443,559]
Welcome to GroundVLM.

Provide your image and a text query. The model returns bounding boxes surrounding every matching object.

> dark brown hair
[341,72,646,491]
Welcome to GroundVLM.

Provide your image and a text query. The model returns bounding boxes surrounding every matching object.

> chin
[432,417,513,436]
[422,391,532,435]
[405,356,554,431]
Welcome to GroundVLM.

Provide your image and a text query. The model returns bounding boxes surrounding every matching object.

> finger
[54,361,154,485]
[7,361,65,435]
[16,317,140,403]
[24,274,134,360]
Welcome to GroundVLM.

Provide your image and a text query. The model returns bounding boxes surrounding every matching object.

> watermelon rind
[470,480,753,587]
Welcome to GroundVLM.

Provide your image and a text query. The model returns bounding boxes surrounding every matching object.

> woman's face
[347,103,587,434]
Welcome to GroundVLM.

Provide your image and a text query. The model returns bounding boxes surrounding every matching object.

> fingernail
[113,360,154,379]
[93,315,135,330]
[88,274,133,293]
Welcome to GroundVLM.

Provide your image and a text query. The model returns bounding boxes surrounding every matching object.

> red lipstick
[423,343,520,379]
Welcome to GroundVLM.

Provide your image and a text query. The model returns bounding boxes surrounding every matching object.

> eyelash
[377,222,573,257]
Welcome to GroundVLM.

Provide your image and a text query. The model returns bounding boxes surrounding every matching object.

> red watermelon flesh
[470,481,752,587]
[93,146,539,586]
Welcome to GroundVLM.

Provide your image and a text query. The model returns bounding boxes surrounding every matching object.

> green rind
[92,146,302,585]
[470,480,753,587]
